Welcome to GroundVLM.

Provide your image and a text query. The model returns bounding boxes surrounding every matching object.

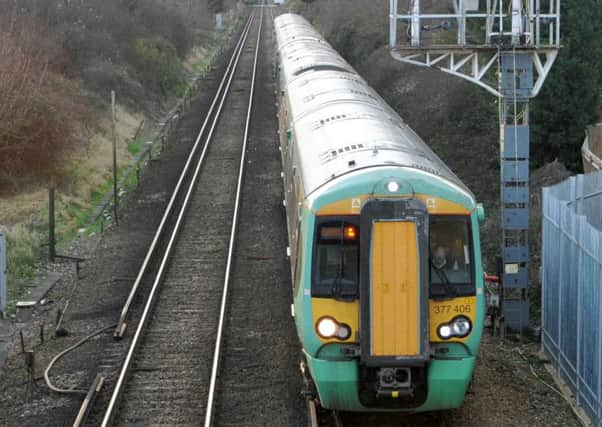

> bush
[137,2,193,57]
[0,21,89,193]
[2,0,194,101]
[131,37,186,96]
[0,0,215,191]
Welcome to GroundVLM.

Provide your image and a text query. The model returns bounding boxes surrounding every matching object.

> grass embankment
[0,0,242,313]
[4,226,39,308]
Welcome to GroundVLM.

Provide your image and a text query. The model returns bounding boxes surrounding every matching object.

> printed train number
[434,305,451,314]
[453,304,471,314]
[433,304,471,315]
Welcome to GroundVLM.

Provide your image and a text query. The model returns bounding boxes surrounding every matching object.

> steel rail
[113,13,255,339]
[100,13,257,427]
[308,399,319,427]
[307,398,343,427]
[203,7,263,427]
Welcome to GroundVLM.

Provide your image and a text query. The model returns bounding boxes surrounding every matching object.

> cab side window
[429,216,474,298]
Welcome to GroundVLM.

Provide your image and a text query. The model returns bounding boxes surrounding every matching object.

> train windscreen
[429,216,475,299]
[312,218,360,300]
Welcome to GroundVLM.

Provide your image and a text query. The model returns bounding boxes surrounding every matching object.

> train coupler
[376,367,414,399]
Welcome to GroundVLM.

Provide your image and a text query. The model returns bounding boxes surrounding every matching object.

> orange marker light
[344,226,357,239]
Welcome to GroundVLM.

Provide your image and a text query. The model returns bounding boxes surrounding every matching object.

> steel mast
[389,0,560,331]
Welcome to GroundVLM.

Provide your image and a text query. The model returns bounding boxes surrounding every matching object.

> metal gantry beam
[389,0,560,331]
[390,49,558,98]
[389,0,560,97]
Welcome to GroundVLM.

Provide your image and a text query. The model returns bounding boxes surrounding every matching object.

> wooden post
[132,119,145,142]
[111,91,119,225]
[49,188,56,262]
[0,232,6,317]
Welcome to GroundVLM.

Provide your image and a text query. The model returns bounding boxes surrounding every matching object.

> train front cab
[296,170,485,412]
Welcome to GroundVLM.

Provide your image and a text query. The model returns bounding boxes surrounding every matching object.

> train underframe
[302,349,475,412]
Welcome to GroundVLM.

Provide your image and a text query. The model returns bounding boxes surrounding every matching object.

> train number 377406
[433,304,472,315]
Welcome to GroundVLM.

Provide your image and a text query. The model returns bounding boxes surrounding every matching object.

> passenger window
[294,225,303,295]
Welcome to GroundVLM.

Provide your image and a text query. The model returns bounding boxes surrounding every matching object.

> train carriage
[275,13,485,412]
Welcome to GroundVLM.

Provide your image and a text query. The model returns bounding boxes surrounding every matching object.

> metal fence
[542,171,602,426]
[582,124,602,173]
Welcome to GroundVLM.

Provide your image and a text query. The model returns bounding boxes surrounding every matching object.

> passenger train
[275,14,485,412]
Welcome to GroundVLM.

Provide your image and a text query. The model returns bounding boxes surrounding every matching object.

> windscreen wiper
[332,237,345,299]
[332,226,345,299]
[431,260,457,300]
[333,229,356,300]
[332,260,343,299]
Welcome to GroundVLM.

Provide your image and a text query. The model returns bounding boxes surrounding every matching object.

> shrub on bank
[0,0,194,100]
[0,0,198,192]
[0,24,88,194]
[131,37,186,96]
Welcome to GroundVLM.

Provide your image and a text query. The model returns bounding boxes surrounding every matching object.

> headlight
[316,317,337,338]
[437,316,472,340]
[386,181,400,192]
[316,317,352,340]
[452,317,471,337]
[337,324,351,340]
[438,324,452,339]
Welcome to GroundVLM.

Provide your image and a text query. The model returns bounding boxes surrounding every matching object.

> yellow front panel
[429,297,477,343]
[314,194,471,216]
[312,298,359,343]
[371,221,420,356]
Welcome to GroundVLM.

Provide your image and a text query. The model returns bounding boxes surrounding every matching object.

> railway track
[308,400,343,427]
[308,403,450,427]
[82,8,265,426]
[77,15,255,426]
[75,5,304,425]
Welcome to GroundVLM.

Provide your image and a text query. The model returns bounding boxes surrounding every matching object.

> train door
[359,199,430,366]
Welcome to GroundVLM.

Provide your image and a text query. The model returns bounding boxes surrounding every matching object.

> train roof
[274,14,473,199]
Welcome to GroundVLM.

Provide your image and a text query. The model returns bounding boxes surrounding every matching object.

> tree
[531,0,602,171]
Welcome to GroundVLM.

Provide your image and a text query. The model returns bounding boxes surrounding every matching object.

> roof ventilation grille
[318,144,366,165]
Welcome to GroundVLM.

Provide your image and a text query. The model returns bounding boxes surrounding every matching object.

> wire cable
[515,347,591,427]
[494,343,591,427]
[44,324,116,395]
